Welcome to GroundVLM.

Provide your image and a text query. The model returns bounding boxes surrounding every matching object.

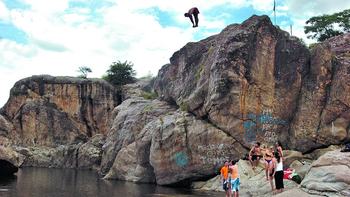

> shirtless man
[229,161,240,197]
[248,142,264,169]
[184,7,200,27]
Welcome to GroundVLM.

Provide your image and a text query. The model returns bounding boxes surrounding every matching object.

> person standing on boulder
[220,161,230,197]
[272,152,284,194]
[276,141,284,160]
[184,7,200,28]
[229,161,240,197]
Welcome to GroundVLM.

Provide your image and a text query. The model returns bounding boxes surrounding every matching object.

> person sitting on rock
[248,142,264,169]
[184,7,200,28]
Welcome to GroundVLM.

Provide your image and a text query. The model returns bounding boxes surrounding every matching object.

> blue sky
[1,0,350,107]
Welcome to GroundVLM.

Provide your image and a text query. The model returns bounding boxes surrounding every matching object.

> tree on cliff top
[77,66,92,78]
[103,61,136,86]
[304,9,350,42]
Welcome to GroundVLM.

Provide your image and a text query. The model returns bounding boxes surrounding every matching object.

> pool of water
[0,167,223,197]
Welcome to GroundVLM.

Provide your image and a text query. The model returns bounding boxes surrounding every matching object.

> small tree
[77,66,92,78]
[103,61,136,86]
[304,9,350,42]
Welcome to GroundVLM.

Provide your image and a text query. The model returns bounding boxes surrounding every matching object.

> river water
[0,167,223,197]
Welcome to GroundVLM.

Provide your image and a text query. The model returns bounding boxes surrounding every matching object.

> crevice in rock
[315,51,337,146]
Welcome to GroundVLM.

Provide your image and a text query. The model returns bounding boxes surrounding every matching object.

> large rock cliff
[0,14,350,196]
[154,14,350,153]
[0,75,115,169]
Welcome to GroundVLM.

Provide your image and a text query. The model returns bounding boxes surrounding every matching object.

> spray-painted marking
[174,152,188,166]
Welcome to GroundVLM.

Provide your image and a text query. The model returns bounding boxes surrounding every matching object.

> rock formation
[154,15,310,152]
[0,137,20,175]
[0,75,116,169]
[154,14,350,154]
[0,14,350,196]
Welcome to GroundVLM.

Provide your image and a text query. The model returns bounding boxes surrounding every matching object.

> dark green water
[0,167,223,197]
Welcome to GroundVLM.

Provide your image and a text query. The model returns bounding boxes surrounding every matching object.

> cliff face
[154,15,350,153]
[155,15,310,151]
[288,34,350,152]
[0,76,115,169]
[0,14,350,196]
[1,75,115,146]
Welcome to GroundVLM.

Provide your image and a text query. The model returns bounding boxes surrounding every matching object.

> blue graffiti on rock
[243,111,286,144]
[174,152,188,166]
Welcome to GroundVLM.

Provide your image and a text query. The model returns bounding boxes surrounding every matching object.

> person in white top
[272,152,284,194]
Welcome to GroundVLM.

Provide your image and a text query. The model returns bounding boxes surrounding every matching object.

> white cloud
[22,0,69,15]
[61,13,90,24]
[249,0,275,12]
[288,0,350,18]
[0,1,10,22]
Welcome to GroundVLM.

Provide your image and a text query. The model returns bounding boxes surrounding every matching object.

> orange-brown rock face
[154,15,310,151]
[1,75,116,147]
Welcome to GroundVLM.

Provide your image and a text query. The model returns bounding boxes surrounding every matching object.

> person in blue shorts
[229,161,240,197]
[220,161,230,197]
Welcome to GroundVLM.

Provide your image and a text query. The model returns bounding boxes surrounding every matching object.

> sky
[1,0,350,107]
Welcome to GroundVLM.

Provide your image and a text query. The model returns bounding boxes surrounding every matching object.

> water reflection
[0,167,222,197]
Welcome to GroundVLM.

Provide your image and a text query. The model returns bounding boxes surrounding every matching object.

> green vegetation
[304,9,350,42]
[180,102,188,112]
[103,61,136,86]
[308,43,319,49]
[141,91,157,100]
[195,66,202,78]
[144,106,154,110]
[77,66,92,79]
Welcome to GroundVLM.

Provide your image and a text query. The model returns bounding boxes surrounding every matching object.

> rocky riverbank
[1,14,350,196]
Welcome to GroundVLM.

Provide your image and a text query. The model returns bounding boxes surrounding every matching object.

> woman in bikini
[263,146,274,182]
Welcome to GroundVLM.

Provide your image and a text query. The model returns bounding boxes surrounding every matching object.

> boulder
[100,98,176,176]
[275,188,324,197]
[77,134,105,170]
[300,150,350,195]
[289,160,310,180]
[154,14,310,151]
[150,111,247,185]
[283,150,303,169]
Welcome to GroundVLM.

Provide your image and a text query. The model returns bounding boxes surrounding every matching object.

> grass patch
[195,66,203,78]
[141,91,157,100]
[144,106,154,110]
[180,101,188,112]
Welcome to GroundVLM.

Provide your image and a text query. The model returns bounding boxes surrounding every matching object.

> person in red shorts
[184,7,200,28]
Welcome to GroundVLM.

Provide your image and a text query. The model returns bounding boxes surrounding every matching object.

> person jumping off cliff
[184,7,200,28]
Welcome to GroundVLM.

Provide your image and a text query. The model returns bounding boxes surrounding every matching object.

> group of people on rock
[220,160,240,197]
[220,141,285,196]
[248,141,284,194]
